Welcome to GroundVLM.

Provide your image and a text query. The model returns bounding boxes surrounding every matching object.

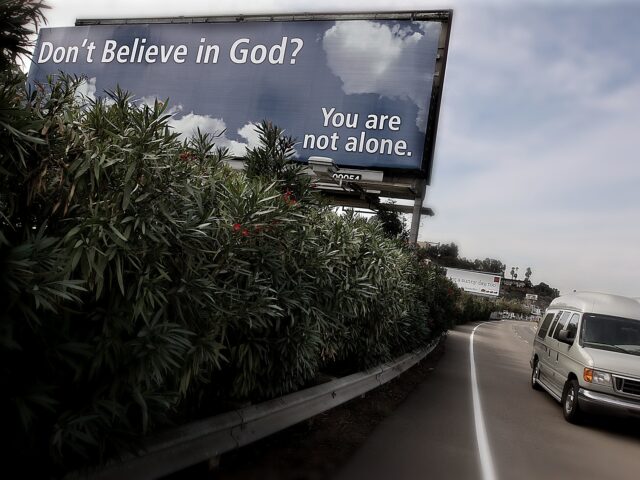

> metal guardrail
[80,334,445,479]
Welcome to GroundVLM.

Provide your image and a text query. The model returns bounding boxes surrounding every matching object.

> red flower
[241,228,250,237]
[232,223,242,232]
[283,189,298,206]
[179,151,197,162]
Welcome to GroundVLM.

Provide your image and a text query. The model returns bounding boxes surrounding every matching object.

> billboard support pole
[409,180,426,245]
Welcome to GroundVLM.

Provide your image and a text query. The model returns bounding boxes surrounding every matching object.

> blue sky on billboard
[41,0,640,298]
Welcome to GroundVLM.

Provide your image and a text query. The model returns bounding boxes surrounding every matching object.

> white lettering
[269,36,287,64]
[145,45,158,63]
[250,44,267,64]
[102,40,116,63]
[322,107,335,127]
[37,42,53,63]
[230,38,249,64]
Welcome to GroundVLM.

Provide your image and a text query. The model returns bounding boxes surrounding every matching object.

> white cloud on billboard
[74,76,97,102]
[322,20,440,131]
[76,82,260,157]
[169,113,260,156]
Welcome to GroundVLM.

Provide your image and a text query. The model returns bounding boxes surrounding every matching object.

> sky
[39,0,640,297]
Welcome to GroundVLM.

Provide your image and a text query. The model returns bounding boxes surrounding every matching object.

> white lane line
[470,322,498,480]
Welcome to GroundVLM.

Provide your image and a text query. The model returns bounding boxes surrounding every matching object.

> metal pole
[409,181,426,244]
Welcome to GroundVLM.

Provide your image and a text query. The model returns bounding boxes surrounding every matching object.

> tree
[534,282,559,299]
[372,203,408,240]
[425,242,459,263]
[478,258,506,275]
[524,267,532,287]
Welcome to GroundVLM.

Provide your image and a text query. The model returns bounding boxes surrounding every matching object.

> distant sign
[446,268,501,297]
[525,293,538,301]
[29,12,451,178]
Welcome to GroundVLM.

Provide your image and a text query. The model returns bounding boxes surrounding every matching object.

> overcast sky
[41,0,640,297]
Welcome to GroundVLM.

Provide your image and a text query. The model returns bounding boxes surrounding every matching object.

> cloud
[237,122,262,150]
[70,80,259,156]
[322,20,440,131]
[169,113,260,156]
[422,5,640,297]
[74,76,97,102]
[74,77,119,106]
[138,95,182,114]
[100,91,262,156]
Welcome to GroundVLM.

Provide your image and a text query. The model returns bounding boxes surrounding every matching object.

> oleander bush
[1,1,461,475]
[455,294,495,325]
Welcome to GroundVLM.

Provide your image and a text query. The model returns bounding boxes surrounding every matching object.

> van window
[553,312,578,339]
[565,313,580,338]
[581,314,640,355]
[546,311,565,338]
[537,313,555,339]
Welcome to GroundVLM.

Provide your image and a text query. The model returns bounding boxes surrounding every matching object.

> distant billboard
[28,12,451,180]
[446,268,502,297]
[525,293,538,301]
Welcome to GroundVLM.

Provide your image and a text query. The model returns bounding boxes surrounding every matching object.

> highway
[333,321,640,480]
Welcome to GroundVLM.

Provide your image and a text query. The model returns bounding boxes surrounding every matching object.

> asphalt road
[333,320,640,480]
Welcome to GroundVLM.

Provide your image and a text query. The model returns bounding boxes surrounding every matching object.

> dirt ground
[167,340,446,480]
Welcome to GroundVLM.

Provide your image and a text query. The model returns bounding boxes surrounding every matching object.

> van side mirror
[558,330,575,345]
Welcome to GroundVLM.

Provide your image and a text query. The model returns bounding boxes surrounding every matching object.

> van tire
[562,379,582,423]
[531,359,542,391]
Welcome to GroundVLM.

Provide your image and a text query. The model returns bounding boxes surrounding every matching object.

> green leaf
[115,256,125,295]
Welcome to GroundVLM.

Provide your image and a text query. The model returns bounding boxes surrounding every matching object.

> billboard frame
[74,10,453,185]
[445,267,503,298]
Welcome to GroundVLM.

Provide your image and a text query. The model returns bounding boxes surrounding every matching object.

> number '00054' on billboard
[29,12,451,180]
[445,268,502,297]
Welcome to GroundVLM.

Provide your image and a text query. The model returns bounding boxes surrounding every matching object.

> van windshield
[581,313,640,356]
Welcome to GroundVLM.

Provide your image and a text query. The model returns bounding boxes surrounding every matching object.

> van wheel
[531,359,542,390]
[562,379,582,423]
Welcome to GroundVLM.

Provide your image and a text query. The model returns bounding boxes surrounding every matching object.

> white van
[530,292,640,422]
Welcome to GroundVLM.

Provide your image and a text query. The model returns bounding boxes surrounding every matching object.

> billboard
[446,268,502,297]
[28,12,451,179]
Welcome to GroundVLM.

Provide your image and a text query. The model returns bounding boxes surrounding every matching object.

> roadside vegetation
[422,241,560,310]
[0,2,495,475]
